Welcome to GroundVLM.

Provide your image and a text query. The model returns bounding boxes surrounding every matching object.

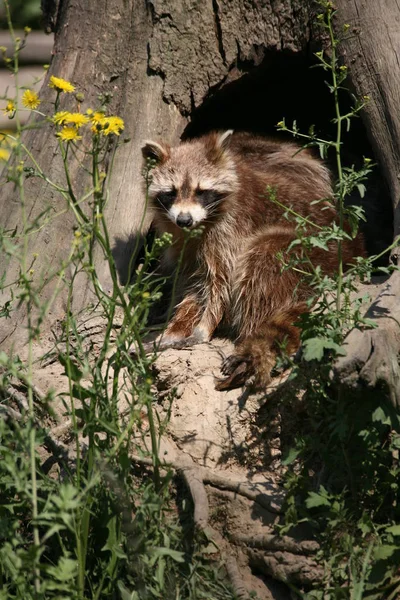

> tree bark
[334,0,400,234]
[0,0,185,349]
[331,0,400,406]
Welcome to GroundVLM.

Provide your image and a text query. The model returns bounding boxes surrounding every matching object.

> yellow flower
[53,111,70,125]
[3,100,15,116]
[53,111,89,128]
[0,148,10,161]
[90,111,105,123]
[49,75,75,93]
[22,89,41,109]
[102,116,124,136]
[91,115,124,136]
[64,112,89,127]
[56,126,82,142]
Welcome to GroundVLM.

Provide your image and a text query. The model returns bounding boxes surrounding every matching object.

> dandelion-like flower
[91,115,124,136]
[63,112,89,127]
[102,116,124,136]
[88,111,105,123]
[49,76,75,94]
[53,111,70,125]
[3,100,16,116]
[56,126,82,142]
[22,89,40,109]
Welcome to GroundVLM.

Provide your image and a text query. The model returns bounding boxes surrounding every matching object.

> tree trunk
[0,0,186,349]
[332,0,400,407]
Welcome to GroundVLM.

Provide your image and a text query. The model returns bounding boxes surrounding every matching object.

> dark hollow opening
[183,51,393,263]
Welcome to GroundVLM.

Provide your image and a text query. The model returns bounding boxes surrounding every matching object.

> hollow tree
[1,1,399,596]
[0,1,398,414]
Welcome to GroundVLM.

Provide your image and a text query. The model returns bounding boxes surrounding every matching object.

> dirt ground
[9,277,383,599]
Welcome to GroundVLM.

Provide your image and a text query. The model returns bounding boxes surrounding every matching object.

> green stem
[4,1,41,591]
[327,8,344,318]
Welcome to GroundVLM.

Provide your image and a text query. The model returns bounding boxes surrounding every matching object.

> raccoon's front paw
[191,325,209,344]
[215,354,254,391]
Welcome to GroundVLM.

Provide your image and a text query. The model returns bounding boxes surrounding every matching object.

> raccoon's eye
[156,190,176,208]
[195,189,226,206]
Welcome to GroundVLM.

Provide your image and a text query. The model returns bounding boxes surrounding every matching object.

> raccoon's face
[142,131,238,229]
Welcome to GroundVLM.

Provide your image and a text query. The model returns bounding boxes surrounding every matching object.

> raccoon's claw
[220,354,251,376]
[216,354,253,391]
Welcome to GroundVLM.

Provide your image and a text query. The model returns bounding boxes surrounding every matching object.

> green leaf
[71,383,95,401]
[390,434,400,449]
[47,557,77,582]
[0,351,9,366]
[118,581,139,600]
[372,406,391,426]
[361,318,378,329]
[356,183,366,198]
[303,337,346,361]
[308,236,329,250]
[152,547,185,563]
[306,488,331,509]
[58,353,83,382]
[385,525,400,536]
[282,446,302,466]
[373,545,397,560]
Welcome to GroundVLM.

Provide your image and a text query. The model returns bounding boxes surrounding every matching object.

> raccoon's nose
[176,212,193,228]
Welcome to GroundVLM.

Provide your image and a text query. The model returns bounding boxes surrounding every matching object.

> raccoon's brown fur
[141,131,364,390]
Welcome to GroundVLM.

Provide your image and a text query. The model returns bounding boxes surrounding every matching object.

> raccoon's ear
[217,129,234,150]
[206,129,234,162]
[142,140,170,165]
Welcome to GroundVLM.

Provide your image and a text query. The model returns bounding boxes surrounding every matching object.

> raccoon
[141,130,364,390]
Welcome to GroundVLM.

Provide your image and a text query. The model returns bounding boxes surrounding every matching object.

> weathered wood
[331,1,400,403]
[334,270,400,407]
[0,0,186,349]
[334,0,400,235]
[147,0,312,113]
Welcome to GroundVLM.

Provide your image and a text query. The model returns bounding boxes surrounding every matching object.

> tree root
[230,532,319,555]
[131,453,284,514]
[181,464,251,599]
[130,452,323,596]
[0,403,23,421]
[247,548,323,588]
[333,270,400,408]
[202,470,284,514]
